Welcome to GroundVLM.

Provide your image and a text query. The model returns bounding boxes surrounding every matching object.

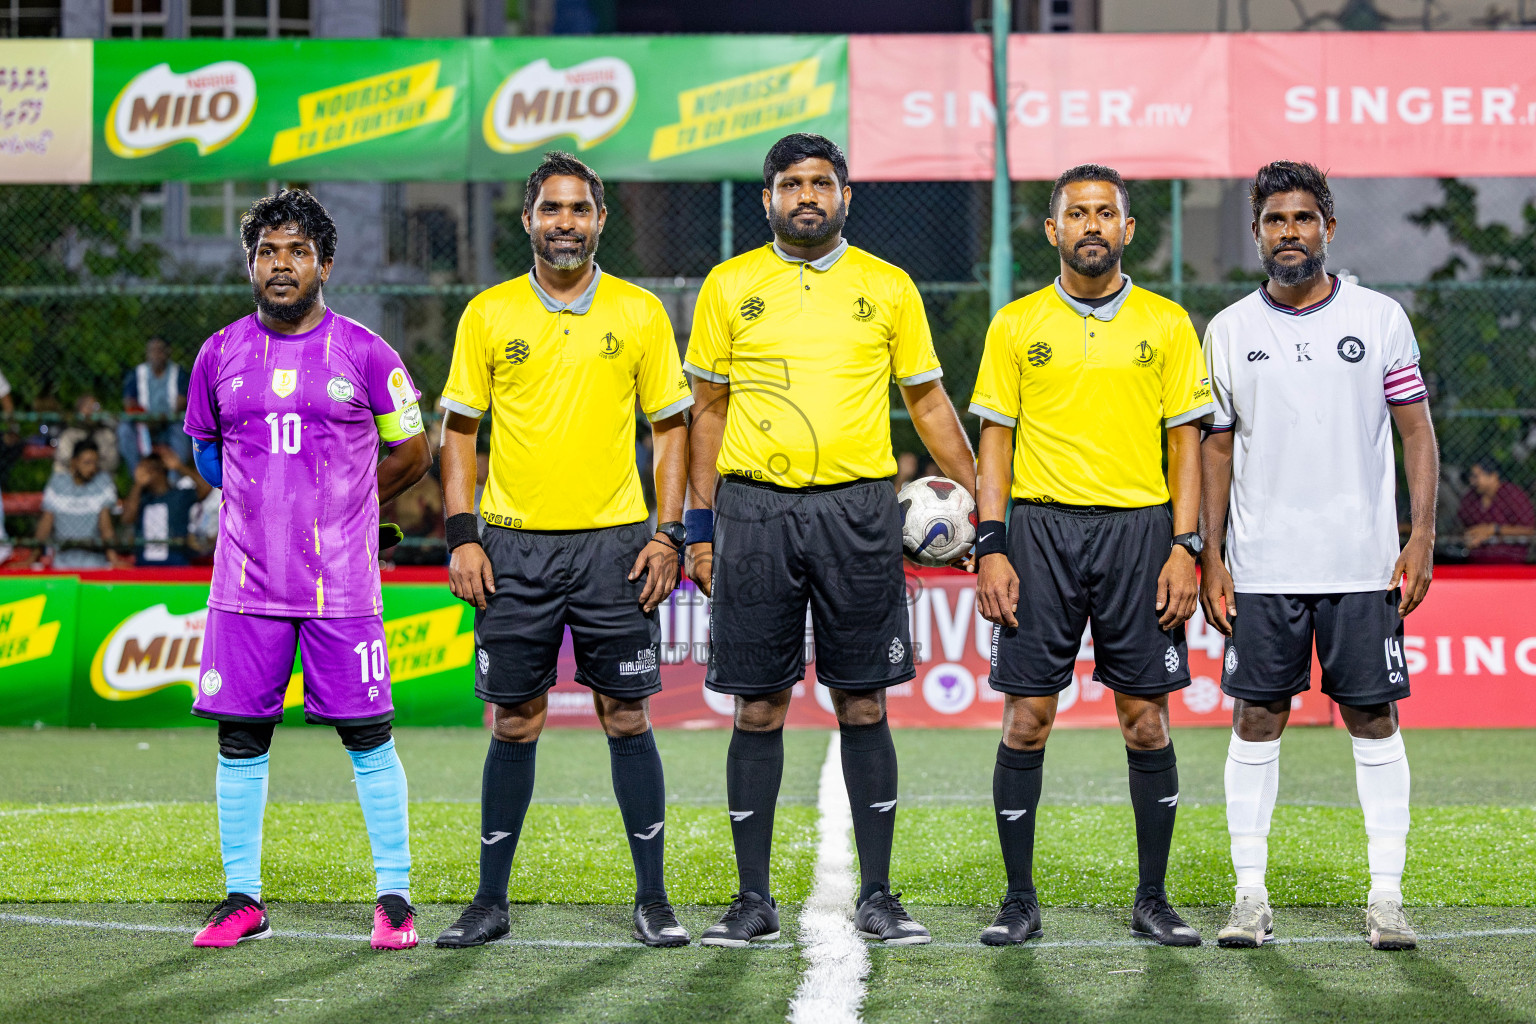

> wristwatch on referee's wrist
[1171,532,1203,559]
[655,521,687,551]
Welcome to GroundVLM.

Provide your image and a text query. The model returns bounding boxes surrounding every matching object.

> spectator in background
[54,394,121,477]
[31,439,118,570]
[1458,459,1535,564]
[894,451,919,491]
[122,450,210,567]
[0,366,13,415]
[119,336,190,472]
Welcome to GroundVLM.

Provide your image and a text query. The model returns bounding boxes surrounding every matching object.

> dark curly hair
[239,188,337,266]
[1250,160,1334,222]
[1049,163,1129,220]
[523,151,605,217]
[763,132,849,189]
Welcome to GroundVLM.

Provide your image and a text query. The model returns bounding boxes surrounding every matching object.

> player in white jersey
[1198,162,1439,951]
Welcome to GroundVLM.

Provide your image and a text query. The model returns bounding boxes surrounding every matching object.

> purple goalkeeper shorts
[192,608,394,725]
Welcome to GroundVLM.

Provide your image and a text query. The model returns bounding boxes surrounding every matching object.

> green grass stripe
[0,803,819,905]
[888,805,1536,907]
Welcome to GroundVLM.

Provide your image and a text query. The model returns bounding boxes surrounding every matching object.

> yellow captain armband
[375,402,425,443]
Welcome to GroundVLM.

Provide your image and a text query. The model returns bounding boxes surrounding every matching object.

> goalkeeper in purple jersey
[181,189,431,950]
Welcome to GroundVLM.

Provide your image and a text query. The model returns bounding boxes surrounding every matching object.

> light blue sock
[348,738,411,899]
[216,753,269,899]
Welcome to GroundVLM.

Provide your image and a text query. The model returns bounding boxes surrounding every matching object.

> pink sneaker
[372,895,418,950]
[193,894,272,948]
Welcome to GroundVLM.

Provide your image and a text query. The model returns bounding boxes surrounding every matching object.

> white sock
[1352,731,1410,904]
[1225,731,1281,901]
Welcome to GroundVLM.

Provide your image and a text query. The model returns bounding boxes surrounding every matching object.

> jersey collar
[1258,274,1340,316]
[770,238,849,271]
[527,263,603,314]
[1052,274,1133,321]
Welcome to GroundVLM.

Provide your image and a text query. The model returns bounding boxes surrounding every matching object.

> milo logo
[105,61,257,158]
[90,604,207,701]
[482,56,636,153]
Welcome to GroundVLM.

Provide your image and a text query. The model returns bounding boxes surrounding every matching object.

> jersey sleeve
[1202,318,1235,433]
[1162,313,1214,428]
[441,299,493,418]
[636,300,694,422]
[1383,304,1428,406]
[182,338,221,442]
[365,337,425,446]
[968,310,1021,427]
[683,269,732,383]
[889,273,942,385]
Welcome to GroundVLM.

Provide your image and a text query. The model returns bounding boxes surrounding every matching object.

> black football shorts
[1221,590,1410,708]
[705,476,915,696]
[988,502,1191,698]
[475,521,662,706]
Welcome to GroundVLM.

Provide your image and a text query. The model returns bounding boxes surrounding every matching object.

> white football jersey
[1203,277,1426,594]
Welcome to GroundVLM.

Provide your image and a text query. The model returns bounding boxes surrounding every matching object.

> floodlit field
[2,726,1533,1023]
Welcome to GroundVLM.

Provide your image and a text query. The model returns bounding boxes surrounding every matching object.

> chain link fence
[1,181,1533,564]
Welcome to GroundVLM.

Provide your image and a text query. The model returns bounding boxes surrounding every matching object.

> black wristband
[445,512,481,551]
[973,520,1008,558]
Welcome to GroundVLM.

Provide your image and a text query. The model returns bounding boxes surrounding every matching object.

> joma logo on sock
[633,822,664,840]
[999,809,1029,821]
[869,800,897,813]
[728,810,753,822]
[481,831,513,845]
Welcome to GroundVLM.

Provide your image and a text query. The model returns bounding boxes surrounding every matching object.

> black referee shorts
[705,476,915,696]
[474,521,662,707]
[1221,590,1410,708]
[989,502,1191,698]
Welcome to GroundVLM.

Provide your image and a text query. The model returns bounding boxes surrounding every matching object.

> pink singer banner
[848,32,1536,180]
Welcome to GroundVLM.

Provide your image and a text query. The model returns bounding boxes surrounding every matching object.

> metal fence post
[1170,178,1184,308]
[988,0,1012,316]
[720,180,734,265]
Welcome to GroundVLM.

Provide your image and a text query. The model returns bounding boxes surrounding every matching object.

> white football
[898,476,977,567]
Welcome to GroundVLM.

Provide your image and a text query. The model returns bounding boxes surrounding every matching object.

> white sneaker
[1367,898,1417,950]
[1216,894,1274,948]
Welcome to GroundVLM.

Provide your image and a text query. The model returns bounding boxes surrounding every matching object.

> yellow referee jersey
[684,241,941,488]
[970,277,1212,508]
[441,266,693,530]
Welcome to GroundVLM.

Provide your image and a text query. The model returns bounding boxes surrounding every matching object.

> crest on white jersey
[271,368,297,398]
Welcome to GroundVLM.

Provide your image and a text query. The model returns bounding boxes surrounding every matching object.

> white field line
[1,912,1530,951]
[786,732,868,1024]
[0,802,168,817]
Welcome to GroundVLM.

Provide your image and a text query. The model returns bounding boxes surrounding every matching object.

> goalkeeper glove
[380,523,404,550]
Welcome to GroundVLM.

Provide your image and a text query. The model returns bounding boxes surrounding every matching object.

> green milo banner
[0,577,478,728]
[87,35,847,183]
[91,38,470,182]
[468,34,846,181]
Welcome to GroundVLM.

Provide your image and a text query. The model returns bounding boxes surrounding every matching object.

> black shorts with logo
[705,476,915,696]
[475,521,662,706]
[989,502,1191,698]
[1221,590,1409,707]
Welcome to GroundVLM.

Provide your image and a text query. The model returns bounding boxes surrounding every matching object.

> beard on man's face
[533,229,597,271]
[1260,238,1327,286]
[770,198,847,247]
[253,272,322,323]
[1059,233,1123,278]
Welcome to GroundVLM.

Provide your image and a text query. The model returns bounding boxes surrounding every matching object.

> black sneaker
[699,891,780,947]
[435,901,510,948]
[1131,893,1202,947]
[633,901,690,947]
[854,889,931,945]
[980,894,1043,946]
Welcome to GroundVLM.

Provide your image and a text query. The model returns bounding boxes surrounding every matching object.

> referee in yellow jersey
[685,134,977,947]
[970,165,1212,948]
[434,153,694,950]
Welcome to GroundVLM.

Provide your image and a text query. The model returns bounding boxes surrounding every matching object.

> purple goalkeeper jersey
[184,308,424,619]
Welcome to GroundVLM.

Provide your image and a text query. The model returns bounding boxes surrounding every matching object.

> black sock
[1126,743,1179,899]
[726,726,783,900]
[608,729,668,905]
[840,717,898,903]
[993,742,1045,898]
[474,737,537,907]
